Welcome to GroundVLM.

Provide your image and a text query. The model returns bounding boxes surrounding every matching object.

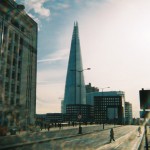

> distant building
[86,83,99,93]
[0,0,37,128]
[35,113,64,126]
[125,102,133,124]
[87,91,125,124]
[66,104,94,122]
[46,113,63,123]
[35,114,46,126]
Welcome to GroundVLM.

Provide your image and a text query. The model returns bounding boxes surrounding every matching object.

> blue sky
[16,0,150,117]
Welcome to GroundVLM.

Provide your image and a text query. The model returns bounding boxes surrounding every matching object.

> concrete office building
[87,91,125,124]
[63,22,86,113]
[125,102,133,124]
[0,0,37,128]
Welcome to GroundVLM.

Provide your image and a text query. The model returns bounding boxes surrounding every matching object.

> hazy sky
[16,0,150,117]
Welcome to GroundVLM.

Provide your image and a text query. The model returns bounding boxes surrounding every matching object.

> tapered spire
[63,22,86,113]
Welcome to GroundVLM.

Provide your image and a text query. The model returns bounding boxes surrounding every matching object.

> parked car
[9,127,18,135]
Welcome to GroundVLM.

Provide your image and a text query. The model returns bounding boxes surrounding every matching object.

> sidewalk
[97,126,144,150]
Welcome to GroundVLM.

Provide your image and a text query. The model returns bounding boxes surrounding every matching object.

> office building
[87,91,125,124]
[125,102,133,124]
[63,22,86,113]
[86,83,99,93]
[0,0,37,128]
[46,113,63,123]
[66,104,94,122]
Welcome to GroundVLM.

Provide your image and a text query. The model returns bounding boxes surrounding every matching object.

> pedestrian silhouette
[58,123,61,130]
[110,128,115,143]
[47,124,50,131]
[138,126,142,136]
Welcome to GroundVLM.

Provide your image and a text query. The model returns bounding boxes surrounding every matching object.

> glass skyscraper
[63,22,86,113]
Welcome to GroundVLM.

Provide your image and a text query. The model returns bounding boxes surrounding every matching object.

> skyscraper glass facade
[63,22,86,113]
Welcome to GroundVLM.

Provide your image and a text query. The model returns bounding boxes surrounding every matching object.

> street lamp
[70,68,91,134]
[99,87,110,129]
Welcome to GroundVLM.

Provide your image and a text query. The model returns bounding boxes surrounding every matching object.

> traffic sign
[78,114,82,119]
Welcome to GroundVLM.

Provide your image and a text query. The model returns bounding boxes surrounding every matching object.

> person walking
[138,126,142,136]
[47,124,50,131]
[110,128,115,143]
[59,123,61,130]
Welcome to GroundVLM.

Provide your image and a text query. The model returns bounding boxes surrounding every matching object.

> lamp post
[70,68,91,134]
[114,98,115,127]
[99,87,110,129]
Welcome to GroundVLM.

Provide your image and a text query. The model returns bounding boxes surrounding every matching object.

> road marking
[114,142,123,149]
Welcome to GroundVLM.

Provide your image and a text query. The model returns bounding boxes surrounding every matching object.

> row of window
[4,95,20,105]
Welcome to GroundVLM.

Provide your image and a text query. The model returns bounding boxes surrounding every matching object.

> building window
[17,86,20,94]
[11,84,15,92]
[19,48,22,56]
[20,38,23,45]
[15,33,18,42]
[21,26,25,32]
[10,98,14,105]
[16,98,20,105]
[18,60,21,68]
[12,71,15,79]
[7,54,11,64]
[11,20,19,28]
[6,69,10,77]
[17,73,21,81]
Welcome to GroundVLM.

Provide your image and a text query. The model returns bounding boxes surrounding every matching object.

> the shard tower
[63,22,86,113]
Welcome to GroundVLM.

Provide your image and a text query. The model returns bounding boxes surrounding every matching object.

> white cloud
[37,58,65,63]
[19,0,50,18]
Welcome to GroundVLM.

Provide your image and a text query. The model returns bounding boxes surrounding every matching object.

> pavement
[0,124,144,150]
[98,126,144,150]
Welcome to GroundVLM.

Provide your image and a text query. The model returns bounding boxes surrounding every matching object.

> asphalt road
[13,126,138,150]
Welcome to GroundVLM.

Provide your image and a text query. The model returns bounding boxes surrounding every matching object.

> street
[12,126,138,150]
